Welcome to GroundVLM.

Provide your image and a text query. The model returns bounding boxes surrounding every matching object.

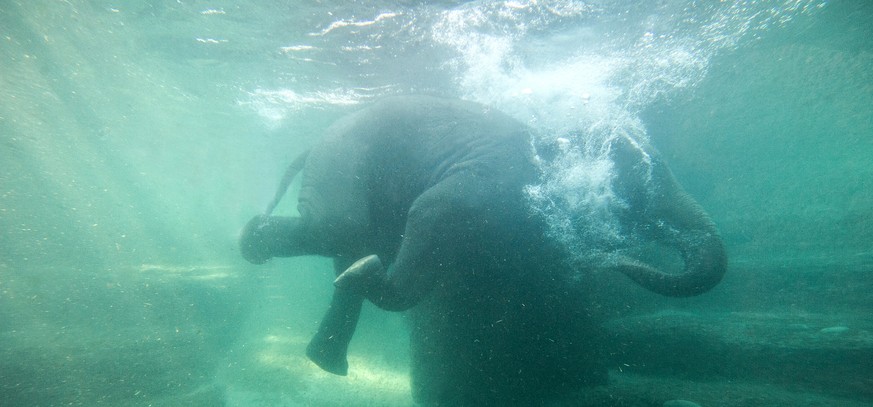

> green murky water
[1,1,871,406]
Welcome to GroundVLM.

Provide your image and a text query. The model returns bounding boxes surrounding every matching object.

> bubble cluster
[431,0,826,261]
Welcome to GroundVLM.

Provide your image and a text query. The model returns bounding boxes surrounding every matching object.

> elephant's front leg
[335,173,486,311]
[305,257,365,376]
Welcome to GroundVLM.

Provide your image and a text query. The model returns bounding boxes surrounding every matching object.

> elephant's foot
[334,255,385,296]
[304,288,365,376]
[239,215,275,264]
[239,215,311,264]
[306,335,350,376]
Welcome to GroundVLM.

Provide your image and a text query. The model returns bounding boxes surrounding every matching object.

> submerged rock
[606,311,873,400]
[663,400,702,407]
[819,326,850,334]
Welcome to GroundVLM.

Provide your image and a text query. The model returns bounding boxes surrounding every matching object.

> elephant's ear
[607,136,727,297]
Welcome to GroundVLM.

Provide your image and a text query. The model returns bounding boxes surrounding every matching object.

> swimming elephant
[239,96,726,405]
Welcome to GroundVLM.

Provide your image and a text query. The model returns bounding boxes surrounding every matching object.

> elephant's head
[607,136,727,297]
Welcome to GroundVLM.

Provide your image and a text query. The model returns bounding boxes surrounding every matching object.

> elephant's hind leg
[305,288,363,375]
[307,257,372,375]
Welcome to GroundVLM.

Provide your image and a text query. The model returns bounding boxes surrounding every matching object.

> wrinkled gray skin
[239,96,727,405]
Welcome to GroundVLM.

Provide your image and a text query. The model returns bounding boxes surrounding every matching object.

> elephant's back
[300,96,541,257]
[360,96,537,187]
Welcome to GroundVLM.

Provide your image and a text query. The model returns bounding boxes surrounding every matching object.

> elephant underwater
[239,96,727,405]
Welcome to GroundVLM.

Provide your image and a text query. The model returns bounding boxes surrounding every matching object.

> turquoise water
[1,1,871,406]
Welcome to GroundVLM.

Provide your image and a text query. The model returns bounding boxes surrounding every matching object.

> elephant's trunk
[615,160,727,297]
